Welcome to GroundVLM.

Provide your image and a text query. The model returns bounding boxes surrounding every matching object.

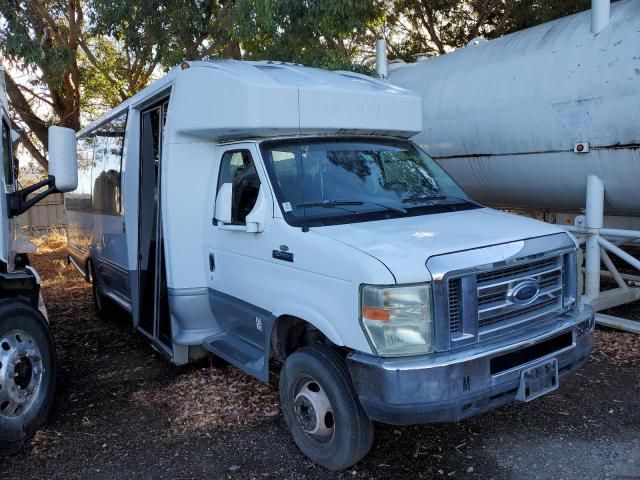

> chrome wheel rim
[293,377,335,444]
[0,330,44,419]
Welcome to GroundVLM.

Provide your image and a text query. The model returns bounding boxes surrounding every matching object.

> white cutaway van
[63,61,594,470]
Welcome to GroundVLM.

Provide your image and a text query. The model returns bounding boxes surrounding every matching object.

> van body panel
[313,209,569,284]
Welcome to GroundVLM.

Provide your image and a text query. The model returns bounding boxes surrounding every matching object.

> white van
[64,61,594,470]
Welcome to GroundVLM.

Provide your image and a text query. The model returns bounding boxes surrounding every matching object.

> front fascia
[427,233,576,352]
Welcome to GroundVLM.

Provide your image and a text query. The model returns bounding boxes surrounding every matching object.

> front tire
[279,345,373,470]
[0,300,56,456]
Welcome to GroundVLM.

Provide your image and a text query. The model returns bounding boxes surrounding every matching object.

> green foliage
[0,0,601,168]
[235,0,382,72]
[384,0,593,60]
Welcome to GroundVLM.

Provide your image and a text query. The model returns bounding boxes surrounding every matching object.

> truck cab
[0,67,78,455]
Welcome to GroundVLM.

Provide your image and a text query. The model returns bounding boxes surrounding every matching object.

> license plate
[516,358,559,402]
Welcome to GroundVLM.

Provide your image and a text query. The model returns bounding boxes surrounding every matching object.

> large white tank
[388,0,640,215]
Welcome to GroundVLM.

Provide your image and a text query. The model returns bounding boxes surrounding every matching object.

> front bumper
[347,306,594,425]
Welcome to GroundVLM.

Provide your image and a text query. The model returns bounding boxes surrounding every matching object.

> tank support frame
[562,174,640,334]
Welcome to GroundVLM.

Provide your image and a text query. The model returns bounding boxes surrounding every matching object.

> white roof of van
[79,60,423,141]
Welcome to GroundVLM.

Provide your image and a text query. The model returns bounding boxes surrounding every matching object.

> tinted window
[217,150,260,225]
[66,112,127,213]
[2,118,13,186]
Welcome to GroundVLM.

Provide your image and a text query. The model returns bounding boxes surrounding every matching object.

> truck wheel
[279,344,373,470]
[0,301,56,456]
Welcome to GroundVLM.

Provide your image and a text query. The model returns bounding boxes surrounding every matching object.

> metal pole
[600,248,627,289]
[376,39,388,80]
[591,0,610,35]
[584,174,604,303]
[598,236,640,272]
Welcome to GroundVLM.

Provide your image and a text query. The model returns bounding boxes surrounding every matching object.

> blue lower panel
[205,289,276,382]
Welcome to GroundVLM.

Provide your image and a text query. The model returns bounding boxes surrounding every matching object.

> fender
[271,302,345,347]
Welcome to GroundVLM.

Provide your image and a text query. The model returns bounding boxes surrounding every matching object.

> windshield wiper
[402,195,483,207]
[296,200,407,214]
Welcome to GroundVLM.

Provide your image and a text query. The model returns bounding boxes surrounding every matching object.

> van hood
[313,208,569,284]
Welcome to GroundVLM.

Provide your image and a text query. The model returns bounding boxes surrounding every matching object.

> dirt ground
[1,246,639,480]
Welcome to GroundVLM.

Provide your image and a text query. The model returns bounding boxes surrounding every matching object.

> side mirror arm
[7,175,58,218]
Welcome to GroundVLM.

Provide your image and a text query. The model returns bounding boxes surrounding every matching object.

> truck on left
[0,67,78,454]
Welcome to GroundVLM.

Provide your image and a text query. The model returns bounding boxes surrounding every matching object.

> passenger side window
[217,150,261,225]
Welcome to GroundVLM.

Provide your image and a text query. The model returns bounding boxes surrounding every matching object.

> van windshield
[260,137,478,226]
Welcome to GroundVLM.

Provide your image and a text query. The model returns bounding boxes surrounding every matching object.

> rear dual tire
[0,300,56,456]
[279,345,373,471]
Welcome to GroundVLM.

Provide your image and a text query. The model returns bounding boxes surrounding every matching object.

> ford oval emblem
[508,281,540,305]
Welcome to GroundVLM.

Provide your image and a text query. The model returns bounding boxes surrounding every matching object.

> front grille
[447,254,567,344]
[448,278,462,334]
[477,256,564,333]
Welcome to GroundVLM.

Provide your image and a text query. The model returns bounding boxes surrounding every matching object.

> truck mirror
[245,185,267,233]
[215,183,233,224]
[48,126,78,192]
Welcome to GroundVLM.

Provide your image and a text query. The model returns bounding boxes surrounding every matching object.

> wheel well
[271,316,336,363]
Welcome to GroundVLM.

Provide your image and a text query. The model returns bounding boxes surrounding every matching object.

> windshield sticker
[282,202,292,212]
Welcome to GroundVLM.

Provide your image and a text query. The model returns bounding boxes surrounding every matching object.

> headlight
[360,284,434,356]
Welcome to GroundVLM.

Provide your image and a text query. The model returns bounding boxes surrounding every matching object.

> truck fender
[271,303,344,347]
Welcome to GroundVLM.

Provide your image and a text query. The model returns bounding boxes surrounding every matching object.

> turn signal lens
[362,307,390,322]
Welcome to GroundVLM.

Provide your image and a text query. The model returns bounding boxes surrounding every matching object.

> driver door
[204,144,275,379]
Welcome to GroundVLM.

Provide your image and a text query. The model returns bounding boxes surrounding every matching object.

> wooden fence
[15,193,67,234]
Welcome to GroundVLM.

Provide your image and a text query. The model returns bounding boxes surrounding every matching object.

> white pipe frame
[376,39,388,80]
[560,174,640,333]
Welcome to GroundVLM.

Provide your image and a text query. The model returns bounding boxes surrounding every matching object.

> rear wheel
[88,261,113,320]
[279,344,373,470]
[0,300,56,456]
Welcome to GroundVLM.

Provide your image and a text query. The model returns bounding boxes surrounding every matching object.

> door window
[217,150,261,225]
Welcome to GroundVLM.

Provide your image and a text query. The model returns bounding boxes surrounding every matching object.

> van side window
[66,112,127,213]
[92,113,127,214]
[66,134,95,211]
[2,118,13,186]
[217,150,260,225]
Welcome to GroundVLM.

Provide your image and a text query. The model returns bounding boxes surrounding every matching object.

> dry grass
[31,227,68,254]
[29,229,71,287]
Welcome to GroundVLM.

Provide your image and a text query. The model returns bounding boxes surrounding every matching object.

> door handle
[209,253,215,272]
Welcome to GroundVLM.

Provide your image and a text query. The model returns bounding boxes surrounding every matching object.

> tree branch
[4,70,49,149]
[77,37,127,100]
[19,131,48,170]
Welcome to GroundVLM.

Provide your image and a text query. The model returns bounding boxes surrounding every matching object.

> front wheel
[279,345,373,471]
[0,300,56,456]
